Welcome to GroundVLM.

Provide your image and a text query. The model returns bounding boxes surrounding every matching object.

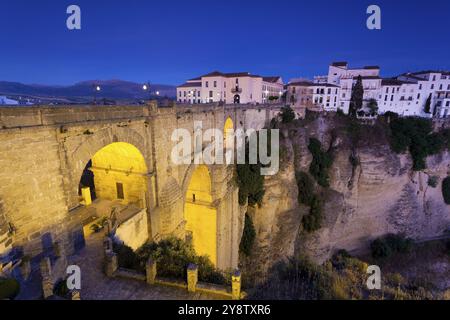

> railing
[231,86,242,94]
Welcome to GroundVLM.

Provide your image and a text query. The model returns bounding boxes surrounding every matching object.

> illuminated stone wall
[91,142,148,205]
[0,127,69,256]
[115,208,148,250]
[184,165,216,265]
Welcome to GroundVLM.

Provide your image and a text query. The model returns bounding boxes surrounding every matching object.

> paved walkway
[69,233,222,300]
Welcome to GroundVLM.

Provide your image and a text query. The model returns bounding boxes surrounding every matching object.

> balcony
[231,86,242,94]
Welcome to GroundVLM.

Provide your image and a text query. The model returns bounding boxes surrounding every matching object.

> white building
[177,71,284,104]
[308,62,450,118]
[286,81,340,113]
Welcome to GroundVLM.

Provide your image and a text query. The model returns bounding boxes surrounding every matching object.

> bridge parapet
[0,102,284,129]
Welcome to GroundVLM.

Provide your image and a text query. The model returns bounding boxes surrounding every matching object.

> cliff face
[247,115,450,270]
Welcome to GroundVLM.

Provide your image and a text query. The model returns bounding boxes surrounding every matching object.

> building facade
[177,71,284,105]
[295,62,450,118]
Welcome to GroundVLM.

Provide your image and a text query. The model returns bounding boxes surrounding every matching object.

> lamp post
[93,84,101,105]
[142,82,151,102]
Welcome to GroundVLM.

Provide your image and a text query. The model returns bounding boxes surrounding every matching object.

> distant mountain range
[0,80,176,104]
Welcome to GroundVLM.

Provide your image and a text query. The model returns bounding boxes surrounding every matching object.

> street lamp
[93,84,101,104]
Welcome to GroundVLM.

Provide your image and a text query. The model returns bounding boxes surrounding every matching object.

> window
[209,91,213,98]
[431,84,434,89]
[440,84,443,90]
[384,95,388,101]
[214,81,217,88]
[386,87,389,93]
[419,84,422,90]
[327,88,331,95]
[116,183,124,200]
[236,78,239,84]
[433,75,436,81]
[391,95,394,101]
[198,91,201,97]
[446,101,450,107]
[206,81,209,88]
[417,93,421,99]
[184,91,186,97]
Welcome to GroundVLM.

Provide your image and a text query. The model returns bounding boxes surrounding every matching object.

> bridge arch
[69,127,148,209]
[182,164,217,266]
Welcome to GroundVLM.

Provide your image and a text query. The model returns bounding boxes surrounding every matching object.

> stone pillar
[20,257,31,280]
[53,241,62,258]
[231,269,241,300]
[81,187,92,206]
[104,252,118,277]
[103,237,113,255]
[146,258,157,285]
[40,257,54,299]
[187,263,198,293]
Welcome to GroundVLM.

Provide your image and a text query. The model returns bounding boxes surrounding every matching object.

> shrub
[0,278,20,300]
[370,234,413,259]
[295,171,315,205]
[442,177,450,204]
[427,176,439,188]
[236,134,266,206]
[237,162,265,206]
[240,214,256,257]
[302,195,323,232]
[389,117,445,171]
[370,238,392,259]
[53,278,69,298]
[113,242,143,272]
[280,106,295,124]
[248,256,337,300]
[385,234,413,253]
[308,138,333,187]
[137,237,227,285]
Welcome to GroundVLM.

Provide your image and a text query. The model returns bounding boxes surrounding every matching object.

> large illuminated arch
[80,142,148,205]
[184,165,216,265]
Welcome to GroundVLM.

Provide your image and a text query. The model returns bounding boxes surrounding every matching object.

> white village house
[177,71,284,105]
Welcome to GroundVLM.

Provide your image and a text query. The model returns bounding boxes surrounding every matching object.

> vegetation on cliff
[295,171,323,233]
[370,234,413,259]
[442,176,450,204]
[388,116,444,170]
[308,138,333,187]
[248,241,449,300]
[239,213,256,257]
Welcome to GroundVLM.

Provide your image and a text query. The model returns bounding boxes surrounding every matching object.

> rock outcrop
[246,115,450,272]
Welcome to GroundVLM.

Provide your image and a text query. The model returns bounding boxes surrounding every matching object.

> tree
[367,98,378,116]
[239,214,256,256]
[442,177,450,204]
[349,76,364,118]
[280,105,295,123]
[424,93,432,114]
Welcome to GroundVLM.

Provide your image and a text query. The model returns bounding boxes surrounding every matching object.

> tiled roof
[409,70,450,76]
[200,71,261,78]
[364,66,380,70]
[381,78,415,86]
[288,81,339,88]
[263,76,281,83]
[177,82,202,88]
[331,62,348,67]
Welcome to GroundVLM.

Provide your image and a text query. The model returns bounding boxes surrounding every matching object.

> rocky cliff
[244,114,450,275]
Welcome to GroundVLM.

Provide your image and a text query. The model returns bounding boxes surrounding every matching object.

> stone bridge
[0,102,285,270]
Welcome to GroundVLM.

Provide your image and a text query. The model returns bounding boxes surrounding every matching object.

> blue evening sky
[0,0,449,85]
